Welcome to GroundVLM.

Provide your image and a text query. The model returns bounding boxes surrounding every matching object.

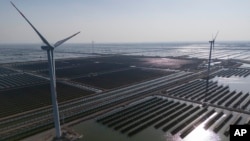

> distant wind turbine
[11,1,80,139]
[205,31,219,102]
[92,40,95,54]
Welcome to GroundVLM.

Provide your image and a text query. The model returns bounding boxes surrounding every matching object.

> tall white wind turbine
[11,1,80,139]
[205,31,219,102]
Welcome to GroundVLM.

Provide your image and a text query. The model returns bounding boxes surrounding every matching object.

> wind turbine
[11,1,80,139]
[92,40,95,54]
[205,31,219,102]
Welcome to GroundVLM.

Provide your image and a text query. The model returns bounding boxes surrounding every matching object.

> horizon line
[1,40,250,45]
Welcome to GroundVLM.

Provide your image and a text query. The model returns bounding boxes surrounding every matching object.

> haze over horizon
[1,0,250,44]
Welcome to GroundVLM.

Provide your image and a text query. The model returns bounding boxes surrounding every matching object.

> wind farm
[1,1,250,141]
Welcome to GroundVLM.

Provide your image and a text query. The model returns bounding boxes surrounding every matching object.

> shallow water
[72,96,243,141]
[240,63,250,68]
[72,105,234,141]
[1,42,250,64]
[212,76,250,94]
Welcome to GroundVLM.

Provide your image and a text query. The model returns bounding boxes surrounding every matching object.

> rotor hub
[41,46,53,50]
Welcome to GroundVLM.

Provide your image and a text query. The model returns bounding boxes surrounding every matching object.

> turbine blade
[10,1,51,47]
[213,31,219,41]
[54,31,80,47]
[212,41,215,51]
[213,31,219,51]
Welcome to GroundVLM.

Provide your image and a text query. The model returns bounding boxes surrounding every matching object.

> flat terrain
[2,55,230,141]
[73,96,250,141]
[1,55,201,119]
[72,68,173,89]
[0,82,93,118]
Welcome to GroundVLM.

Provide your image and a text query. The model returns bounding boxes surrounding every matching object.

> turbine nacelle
[40,31,81,51]
[41,46,53,51]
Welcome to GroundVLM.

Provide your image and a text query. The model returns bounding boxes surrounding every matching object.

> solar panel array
[0,73,48,90]
[97,97,250,138]
[167,79,250,111]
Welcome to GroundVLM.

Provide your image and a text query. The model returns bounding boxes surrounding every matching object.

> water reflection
[213,76,250,93]
[184,113,221,141]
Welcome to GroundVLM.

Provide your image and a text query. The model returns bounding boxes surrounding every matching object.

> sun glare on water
[183,113,221,141]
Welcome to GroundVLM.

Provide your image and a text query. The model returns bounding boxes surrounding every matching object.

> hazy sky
[1,0,250,43]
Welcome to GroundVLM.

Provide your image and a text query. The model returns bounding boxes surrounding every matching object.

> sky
[1,0,250,44]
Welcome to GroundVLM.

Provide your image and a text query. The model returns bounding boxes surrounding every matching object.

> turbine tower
[205,31,219,102]
[11,2,80,139]
[92,40,95,54]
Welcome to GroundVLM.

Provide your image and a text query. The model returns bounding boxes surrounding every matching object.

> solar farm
[0,55,250,141]
[92,96,249,140]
